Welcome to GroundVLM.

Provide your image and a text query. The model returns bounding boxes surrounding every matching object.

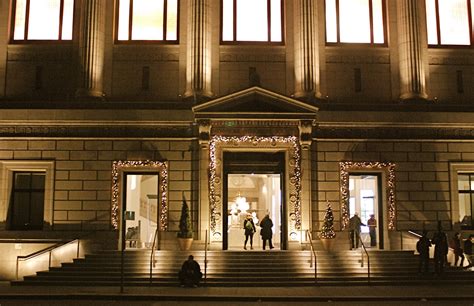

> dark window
[12,0,75,42]
[221,0,284,44]
[458,173,474,228]
[325,0,387,45]
[426,0,474,46]
[8,172,45,230]
[116,0,179,43]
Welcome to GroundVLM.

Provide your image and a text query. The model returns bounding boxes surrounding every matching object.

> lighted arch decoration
[209,136,302,241]
[111,160,168,230]
[340,161,396,230]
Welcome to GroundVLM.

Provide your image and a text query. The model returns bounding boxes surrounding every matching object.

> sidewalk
[1,282,474,302]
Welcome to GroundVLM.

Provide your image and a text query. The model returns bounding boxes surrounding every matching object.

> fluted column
[293,0,321,100]
[397,0,428,100]
[0,1,9,97]
[185,0,212,102]
[76,0,105,99]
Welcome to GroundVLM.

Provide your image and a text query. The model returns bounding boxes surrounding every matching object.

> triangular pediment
[193,87,318,120]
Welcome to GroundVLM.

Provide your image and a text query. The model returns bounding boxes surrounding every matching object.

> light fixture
[235,193,249,213]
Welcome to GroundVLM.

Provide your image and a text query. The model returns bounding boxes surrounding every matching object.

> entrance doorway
[123,173,159,249]
[348,174,384,249]
[223,152,286,250]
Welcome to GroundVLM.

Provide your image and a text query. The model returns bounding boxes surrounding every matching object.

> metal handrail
[16,236,84,280]
[204,229,208,283]
[358,235,370,283]
[306,230,317,284]
[149,228,159,284]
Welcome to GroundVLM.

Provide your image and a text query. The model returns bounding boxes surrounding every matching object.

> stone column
[197,120,211,246]
[397,0,428,100]
[0,2,9,97]
[293,0,321,100]
[185,0,212,102]
[76,0,105,99]
[299,120,313,244]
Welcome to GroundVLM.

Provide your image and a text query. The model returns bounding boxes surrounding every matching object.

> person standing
[452,232,465,267]
[416,230,432,273]
[349,212,365,249]
[432,222,448,275]
[260,214,274,250]
[367,214,377,247]
[243,213,256,250]
[464,235,473,269]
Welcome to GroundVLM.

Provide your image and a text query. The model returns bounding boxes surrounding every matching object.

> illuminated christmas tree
[320,202,336,239]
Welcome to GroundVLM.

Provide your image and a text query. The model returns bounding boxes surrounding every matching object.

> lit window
[221,0,283,43]
[426,0,473,46]
[458,173,474,228]
[12,0,74,41]
[325,0,386,44]
[117,0,178,42]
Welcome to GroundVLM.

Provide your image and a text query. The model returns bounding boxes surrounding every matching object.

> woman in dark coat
[243,214,256,250]
[260,214,274,250]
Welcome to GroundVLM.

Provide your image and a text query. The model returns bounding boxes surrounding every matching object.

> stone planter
[320,238,334,252]
[177,237,193,251]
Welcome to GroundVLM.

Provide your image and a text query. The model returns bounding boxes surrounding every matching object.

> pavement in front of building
[0,281,474,305]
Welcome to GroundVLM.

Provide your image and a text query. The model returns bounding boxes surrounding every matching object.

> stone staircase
[11,249,474,286]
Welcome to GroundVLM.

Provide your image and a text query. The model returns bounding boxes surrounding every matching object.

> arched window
[221,0,284,44]
[325,0,386,45]
[12,0,75,41]
[426,0,473,46]
[116,0,179,42]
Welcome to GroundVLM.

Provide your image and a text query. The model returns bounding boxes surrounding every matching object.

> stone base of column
[75,89,105,101]
[183,90,213,104]
[293,90,325,104]
[399,92,430,103]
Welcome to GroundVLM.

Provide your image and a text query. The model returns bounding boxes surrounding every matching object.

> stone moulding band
[111,160,168,230]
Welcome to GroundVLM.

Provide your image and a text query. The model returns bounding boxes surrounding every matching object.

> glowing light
[112,161,168,230]
[340,162,396,230]
[28,0,61,40]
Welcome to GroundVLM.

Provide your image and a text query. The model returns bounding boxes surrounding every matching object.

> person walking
[452,232,465,267]
[464,235,473,269]
[367,214,377,247]
[349,212,365,249]
[416,230,432,273]
[243,213,256,250]
[432,222,448,275]
[260,214,274,250]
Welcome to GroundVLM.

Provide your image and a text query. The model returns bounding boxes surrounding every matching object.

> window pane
[425,0,438,45]
[30,192,45,228]
[15,173,31,189]
[61,0,75,40]
[459,193,472,224]
[222,0,234,41]
[372,0,384,43]
[236,0,268,41]
[339,0,371,43]
[270,0,282,42]
[166,0,178,40]
[31,174,46,189]
[13,192,30,228]
[438,0,470,45]
[132,0,164,40]
[118,0,131,40]
[13,0,27,40]
[325,0,337,42]
[28,0,61,40]
[458,174,470,190]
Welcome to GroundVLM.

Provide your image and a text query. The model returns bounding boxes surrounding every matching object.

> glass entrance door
[349,174,383,249]
[124,174,159,249]
[226,173,282,250]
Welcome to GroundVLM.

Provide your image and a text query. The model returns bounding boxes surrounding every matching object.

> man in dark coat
[260,214,274,250]
[416,230,431,273]
[464,235,473,268]
[178,255,202,287]
[432,222,448,275]
[349,212,365,249]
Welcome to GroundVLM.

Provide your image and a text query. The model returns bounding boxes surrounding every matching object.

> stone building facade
[0,0,473,261]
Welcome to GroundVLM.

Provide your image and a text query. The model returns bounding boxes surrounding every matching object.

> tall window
[12,0,74,41]
[8,172,45,230]
[117,0,178,42]
[426,0,473,46]
[458,173,474,228]
[325,0,386,44]
[221,0,283,43]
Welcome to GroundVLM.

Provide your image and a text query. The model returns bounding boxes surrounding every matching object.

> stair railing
[306,230,317,284]
[204,229,208,283]
[15,235,88,280]
[149,228,159,284]
[358,235,370,284]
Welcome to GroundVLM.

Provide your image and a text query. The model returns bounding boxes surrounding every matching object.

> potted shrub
[319,201,336,251]
[177,197,193,251]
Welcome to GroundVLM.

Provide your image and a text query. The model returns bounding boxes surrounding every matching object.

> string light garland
[111,160,168,230]
[209,135,302,240]
[340,161,396,230]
